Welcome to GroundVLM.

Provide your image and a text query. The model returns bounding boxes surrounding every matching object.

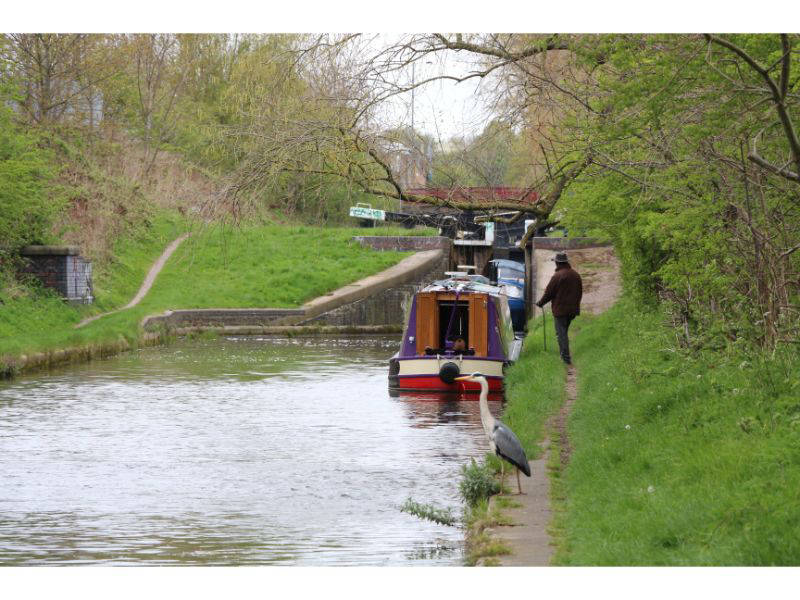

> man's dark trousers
[554,315,576,364]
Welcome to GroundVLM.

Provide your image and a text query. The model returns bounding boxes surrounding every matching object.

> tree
[219,32,799,347]
[431,120,518,187]
[0,34,116,126]
[557,34,800,348]
[220,33,591,229]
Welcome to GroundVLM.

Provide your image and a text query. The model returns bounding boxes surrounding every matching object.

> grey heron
[455,373,531,494]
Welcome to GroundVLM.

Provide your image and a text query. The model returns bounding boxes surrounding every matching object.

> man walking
[536,252,583,365]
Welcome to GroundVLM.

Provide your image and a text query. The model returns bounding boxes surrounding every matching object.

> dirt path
[75,233,190,329]
[486,245,620,566]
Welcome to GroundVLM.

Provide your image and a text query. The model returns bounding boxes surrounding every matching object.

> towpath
[75,233,190,329]
[484,245,621,566]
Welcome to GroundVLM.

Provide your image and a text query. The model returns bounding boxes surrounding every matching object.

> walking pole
[542,305,547,351]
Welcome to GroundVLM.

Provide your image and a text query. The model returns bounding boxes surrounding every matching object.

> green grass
[92,213,189,311]
[1,212,188,357]
[1,221,417,364]
[133,224,413,309]
[474,299,800,565]
[556,298,800,565]
[0,213,185,355]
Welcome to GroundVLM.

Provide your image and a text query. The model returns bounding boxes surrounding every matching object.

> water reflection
[0,335,495,566]
[391,390,503,429]
[405,539,459,562]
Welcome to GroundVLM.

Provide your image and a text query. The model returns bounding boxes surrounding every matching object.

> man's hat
[553,251,569,263]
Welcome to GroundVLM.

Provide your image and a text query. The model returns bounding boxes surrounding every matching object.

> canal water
[0,335,501,566]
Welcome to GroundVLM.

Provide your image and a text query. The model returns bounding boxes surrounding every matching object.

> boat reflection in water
[388,388,504,430]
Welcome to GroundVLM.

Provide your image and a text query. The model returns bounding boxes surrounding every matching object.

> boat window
[438,300,469,350]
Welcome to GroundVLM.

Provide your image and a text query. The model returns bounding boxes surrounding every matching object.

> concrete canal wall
[142,308,306,329]
[300,245,449,327]
[141,245,449,332]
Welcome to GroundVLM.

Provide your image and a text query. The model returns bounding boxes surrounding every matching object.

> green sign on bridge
[349,205,386,221]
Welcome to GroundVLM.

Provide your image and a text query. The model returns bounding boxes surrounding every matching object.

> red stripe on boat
[394,375,503,393]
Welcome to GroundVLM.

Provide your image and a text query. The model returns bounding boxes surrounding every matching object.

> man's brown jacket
[536,264,583,317]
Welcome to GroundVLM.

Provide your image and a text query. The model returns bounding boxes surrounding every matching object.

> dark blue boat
[489,259,526,332]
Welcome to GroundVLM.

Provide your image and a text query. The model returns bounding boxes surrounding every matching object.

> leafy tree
[0,34,115,126]
[559,34,800,347]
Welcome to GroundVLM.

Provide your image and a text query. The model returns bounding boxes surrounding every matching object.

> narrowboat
[388,275,523,394]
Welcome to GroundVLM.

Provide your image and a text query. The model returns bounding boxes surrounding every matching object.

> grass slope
[92,213,189,311]
[1,221,425,363]
[133,224,415,309]
[557,298,800,565]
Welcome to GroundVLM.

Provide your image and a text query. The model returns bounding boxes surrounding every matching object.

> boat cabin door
[415,292,489,356]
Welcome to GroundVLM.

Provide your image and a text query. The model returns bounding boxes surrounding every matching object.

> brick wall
[19,246,93,304]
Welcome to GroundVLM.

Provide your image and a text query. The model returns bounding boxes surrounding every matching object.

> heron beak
[454,375,472,382]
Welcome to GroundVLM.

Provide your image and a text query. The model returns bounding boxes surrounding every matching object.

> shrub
[459,459,500,508]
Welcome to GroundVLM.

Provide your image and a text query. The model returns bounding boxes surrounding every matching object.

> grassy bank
[1,221,430,370]
[555,299,800,565]
[1,213,188,358]
[502,313,569,460]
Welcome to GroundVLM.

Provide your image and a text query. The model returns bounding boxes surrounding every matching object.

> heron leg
[499,461,506,494]
[516,468,524,495]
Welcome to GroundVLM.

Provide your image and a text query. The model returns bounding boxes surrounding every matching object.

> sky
[369,35,495,143]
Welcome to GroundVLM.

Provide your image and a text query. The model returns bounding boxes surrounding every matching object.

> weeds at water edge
[400,498,458,527]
